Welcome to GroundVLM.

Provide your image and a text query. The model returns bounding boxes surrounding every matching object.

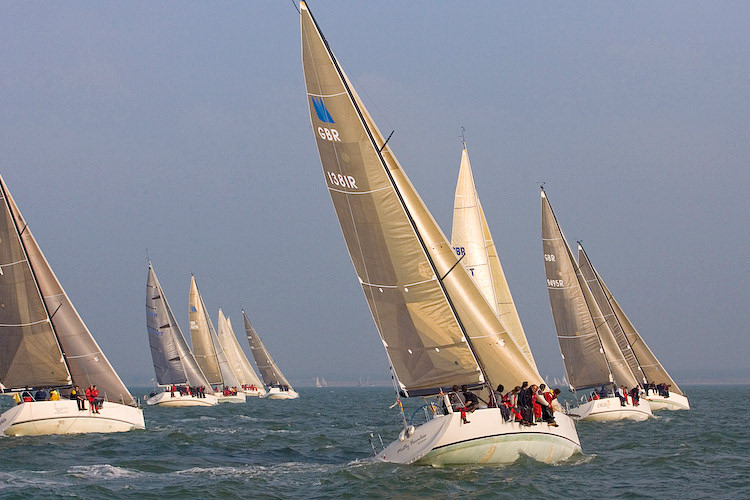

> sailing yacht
[242,311,298,400]
[0,176,145,435]
[577,246,689,411]
[188,277,246,403]
[300,2,580,465]
[145,263,218,406]
[541,188,652,421]
[216,311,265,397]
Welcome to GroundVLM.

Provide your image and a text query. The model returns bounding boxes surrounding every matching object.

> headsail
[541,189,638,391]
[451,145,539,372]
[146,263,213,388]
[217,311,263,388]
[188,277,240,389]
[301,2,541,395]
[1,176,136,405]
[587,254,683,395]
[242,310,292,389]
[577,244,645,386]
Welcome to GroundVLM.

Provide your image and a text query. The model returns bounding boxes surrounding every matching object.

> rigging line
[290,0,300,14]
[378,130,394,153]
[48,301,63,321]
[439,252,466,282]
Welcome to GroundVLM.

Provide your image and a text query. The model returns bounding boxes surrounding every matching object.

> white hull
[146,391,218,407]
[216,393,247,404]
[0,400,144,437]
[568,396,652,422]
[376,408,580,465]
[644,392,690,411]
[242,389,265,398]
[262,387,299,400]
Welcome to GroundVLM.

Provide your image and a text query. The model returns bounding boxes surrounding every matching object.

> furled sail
[188,276,240,389]
[2,176,136,406]
[577,245,646,386]
[0,176,71,389]
[217,310,263,388]
[242,310,292,389]
[451,145,538,373]
[146,263,212,388]
[301,2,541,395]
[541,189,639,391]
[591,258,683,395]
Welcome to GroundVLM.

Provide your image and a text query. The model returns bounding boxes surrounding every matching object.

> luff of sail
[1,177,136,406]
[450,145,539,373]
[578,244,646,386]
[541,189,638,390]
[592,258,684,395]
[242,310,292,389]
[147,263,213,388]
[217,311,263,388]
[301,2,541,395]
[0,176,71,389]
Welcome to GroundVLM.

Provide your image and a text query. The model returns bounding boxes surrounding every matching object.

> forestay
[451,145,539,373]
[2,176,136,406]
[301,2,541,395]
[242,310,291,389]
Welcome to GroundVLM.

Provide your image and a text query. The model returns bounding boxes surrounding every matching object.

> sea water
[0,385,746,499]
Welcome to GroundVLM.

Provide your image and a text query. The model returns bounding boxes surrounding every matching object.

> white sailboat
[216,311,265,397]
[300,1,580,465]
[577,245,689,411]
[0,175,145,435]
[145,263,217,407]
[188,277,246,403]
[242,311,298,400]
[541,189,652,421]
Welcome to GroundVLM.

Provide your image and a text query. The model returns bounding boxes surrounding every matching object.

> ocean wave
[67,464,143,479]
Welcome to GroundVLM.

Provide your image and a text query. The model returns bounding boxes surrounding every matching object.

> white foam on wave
[176,462,333,478]
[67,464,143,479]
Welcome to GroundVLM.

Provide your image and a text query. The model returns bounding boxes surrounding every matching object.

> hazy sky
[2,2,748,387]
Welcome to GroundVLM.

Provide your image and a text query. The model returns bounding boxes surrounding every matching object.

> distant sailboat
[0,176,145,435]
[242,310,298,400]
[216,311,265,397]
[300,1,579,465]
[577,245,689,411]
[315,377,322,388]
[188,277,246,403]
[145,263,217,406]
[541,188,652,421]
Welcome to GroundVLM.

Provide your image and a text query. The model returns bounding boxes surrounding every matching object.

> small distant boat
[216,311,265,397]
[300,2,580,465]
[242,311,298,400]
[189,277,246,403]
[0,176,145,435]
[314,377,324,388]
[144,263,217,407]
[541,189,652,421]
[577,245,689,411]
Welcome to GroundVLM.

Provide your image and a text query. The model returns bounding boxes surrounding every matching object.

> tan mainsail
[592,258,684,395]
[541,189,638,390]
[1,176,136,406]
[451,145,538,373]
[301,2,541,395]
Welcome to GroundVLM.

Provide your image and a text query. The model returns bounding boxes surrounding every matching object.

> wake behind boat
[144,263,218,407]
[0,176,144,436]
[300,1,579,465]
[541,189,652,421]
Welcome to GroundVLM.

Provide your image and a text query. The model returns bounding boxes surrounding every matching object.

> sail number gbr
[318,127,341,142]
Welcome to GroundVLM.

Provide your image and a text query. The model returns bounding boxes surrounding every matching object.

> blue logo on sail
[312,97,335,124]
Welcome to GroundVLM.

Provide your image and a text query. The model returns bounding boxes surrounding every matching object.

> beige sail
[301,2,541,394]
[188,276,221,385]
[451,145,538,372]
[217,311,263,388]
[2,176,136,406]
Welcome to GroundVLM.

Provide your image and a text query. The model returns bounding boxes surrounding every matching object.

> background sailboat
[300,1,579,465]
[145,263,217,406]
[541,188,651,421]
[242,310,298,399]
[188,277,245,403]
[0,175,144,435]
[216,310,265,397]
[577,245,689,411]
